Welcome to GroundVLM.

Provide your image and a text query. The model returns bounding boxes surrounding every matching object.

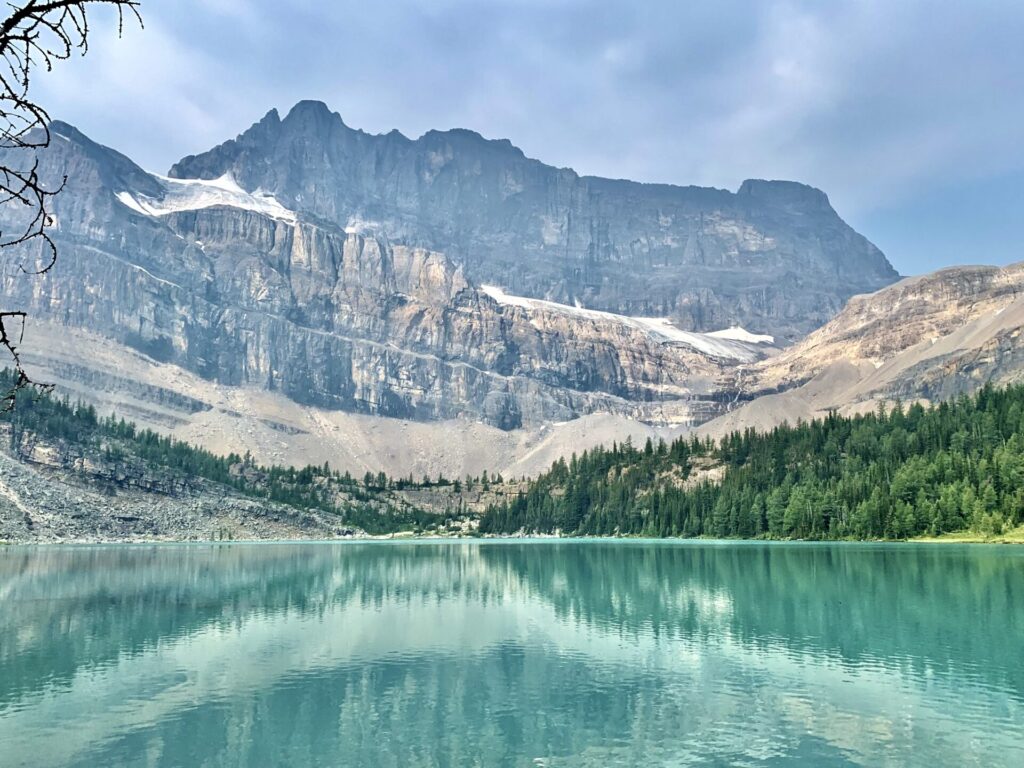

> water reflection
[1,542,1022,767]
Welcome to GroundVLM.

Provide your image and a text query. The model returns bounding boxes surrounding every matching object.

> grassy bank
[913,524,1024,544]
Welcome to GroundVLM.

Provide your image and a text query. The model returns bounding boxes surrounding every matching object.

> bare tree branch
[0,309,51,408]
[0,0,142,409]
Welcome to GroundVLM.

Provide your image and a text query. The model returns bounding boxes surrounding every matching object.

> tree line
[480,385,1024,539]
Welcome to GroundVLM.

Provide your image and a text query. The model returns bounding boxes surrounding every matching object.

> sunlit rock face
[751,261,1024,395]
[688,261,1024,441]
[0,108,895,430]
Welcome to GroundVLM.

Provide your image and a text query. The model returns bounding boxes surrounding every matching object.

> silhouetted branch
[0,309,52,408]
[0,0,141,409]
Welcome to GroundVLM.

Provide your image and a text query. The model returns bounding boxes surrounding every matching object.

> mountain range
[2,101,1022,482]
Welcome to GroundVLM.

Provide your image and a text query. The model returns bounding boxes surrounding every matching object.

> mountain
[170,101,897,340]
[702,261,1024,437]
[2,120,782,430]
[4,104,1024,542]
[0,104,900,478]
[2,104,888,448]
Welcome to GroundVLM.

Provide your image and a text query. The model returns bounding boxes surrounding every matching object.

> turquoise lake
[0,541,1022,767]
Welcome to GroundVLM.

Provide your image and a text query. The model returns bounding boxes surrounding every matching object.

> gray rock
[0,107,898,431]
[171,101,898,339]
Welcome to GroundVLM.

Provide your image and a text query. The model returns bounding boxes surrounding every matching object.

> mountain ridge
[5,120,786,431]
[0,104,918,480]
[166,100,897,339]
[174,101,836,201]
[698,261,1024,439]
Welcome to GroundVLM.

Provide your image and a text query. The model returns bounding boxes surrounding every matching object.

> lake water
[1,541,1022,767]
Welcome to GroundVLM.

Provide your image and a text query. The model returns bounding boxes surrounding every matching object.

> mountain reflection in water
[1,541,1021,767]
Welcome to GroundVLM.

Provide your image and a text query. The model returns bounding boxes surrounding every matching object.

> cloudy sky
[34,0,1024,275]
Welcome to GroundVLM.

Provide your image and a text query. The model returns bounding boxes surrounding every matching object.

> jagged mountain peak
[161,101,898,338]
[1,114,909,443]
[285,98,337,118]
[49,119,89,143]
[281,99,352,133]
[418,126,525,155]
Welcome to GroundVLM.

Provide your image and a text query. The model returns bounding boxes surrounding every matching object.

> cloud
[27,0,1024,274]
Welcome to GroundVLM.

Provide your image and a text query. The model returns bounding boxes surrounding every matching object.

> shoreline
[4,528,1023,547]
[909,528,1024,544]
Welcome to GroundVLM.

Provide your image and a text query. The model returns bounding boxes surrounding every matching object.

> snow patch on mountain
[116,173,297,224]
[480,284,539,310]
[480,285,771,361]
[706,326,775,344]
[628,317,768,359]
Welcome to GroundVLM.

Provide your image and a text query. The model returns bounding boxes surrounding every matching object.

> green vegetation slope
[480,385,1024,539]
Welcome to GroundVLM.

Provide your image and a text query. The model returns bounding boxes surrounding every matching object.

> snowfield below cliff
[480,284,774,362]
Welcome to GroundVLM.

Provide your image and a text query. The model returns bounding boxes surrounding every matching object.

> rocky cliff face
[0,119,780,431]
[170,101,897,341]
[0,106,896,433]
[752,263,1024,392]
[697,262,1024,438]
